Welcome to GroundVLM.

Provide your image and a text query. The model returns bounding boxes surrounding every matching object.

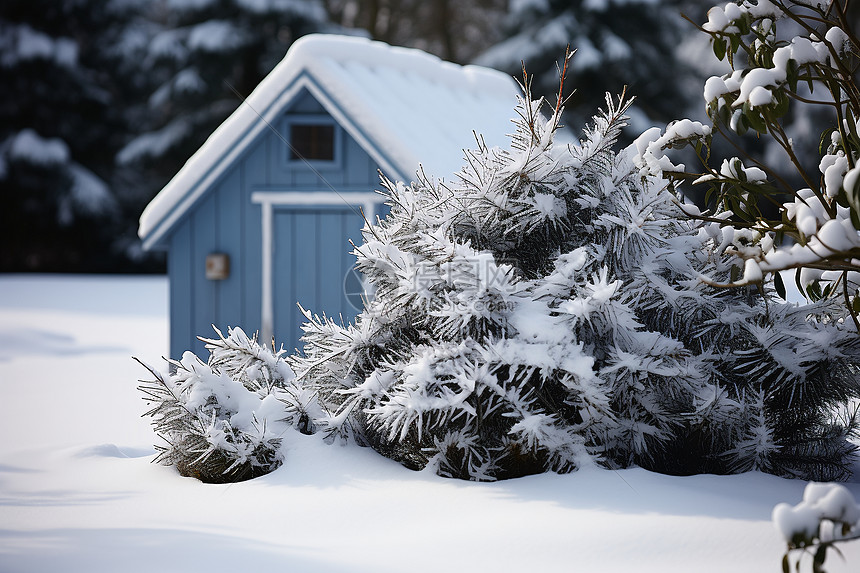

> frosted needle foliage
[291,80,860,481]
[137,326,322,483]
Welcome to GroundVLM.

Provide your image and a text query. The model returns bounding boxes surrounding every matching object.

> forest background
[0,0,720,273]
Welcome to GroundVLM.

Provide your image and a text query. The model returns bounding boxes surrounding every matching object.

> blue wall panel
[291,210,320,319]
[272,210,296,350]
[168,221,193,360]
[215,168,243,334]
[241,145,264,340]
[270,206,367,352]
[165,88,395,358]
[318,210,346,319]
[245,138,269,188]
[344,134,379,186]
[290,89,325,113]
[292,169,330,187]
[190,191,218,357]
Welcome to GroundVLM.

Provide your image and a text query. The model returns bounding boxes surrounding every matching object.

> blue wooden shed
[138,34,520,359]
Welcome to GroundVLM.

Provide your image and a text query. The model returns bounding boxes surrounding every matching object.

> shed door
[272,206,365,352]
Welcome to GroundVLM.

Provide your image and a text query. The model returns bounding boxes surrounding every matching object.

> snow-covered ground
[1,274,858,572]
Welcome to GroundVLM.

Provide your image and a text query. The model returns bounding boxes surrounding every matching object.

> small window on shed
[290,124,335,161]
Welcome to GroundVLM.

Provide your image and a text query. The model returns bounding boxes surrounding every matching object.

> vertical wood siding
[166,88,385,359]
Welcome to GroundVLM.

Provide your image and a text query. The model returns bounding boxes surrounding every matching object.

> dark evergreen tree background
[0,0,712,273]
[474,0,710,140]
[0,0,136,271]
[115,0,337,251]
[321,0,508,63]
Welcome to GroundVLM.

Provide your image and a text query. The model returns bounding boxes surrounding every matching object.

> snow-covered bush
[634,0,860,313]
[137,327,322,483]
[773,482,860,572]
[290,72,860,481]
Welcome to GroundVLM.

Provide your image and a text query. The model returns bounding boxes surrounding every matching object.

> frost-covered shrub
[137,327,322,483]
[773,482,860,572]
[291,74,860,481]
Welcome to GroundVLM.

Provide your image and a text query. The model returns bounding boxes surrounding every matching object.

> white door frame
[250,191,385,345]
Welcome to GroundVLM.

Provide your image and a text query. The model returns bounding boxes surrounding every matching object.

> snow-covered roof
[139,34,521,249]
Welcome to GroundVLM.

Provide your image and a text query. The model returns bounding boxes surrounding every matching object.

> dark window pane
[290,124,334,161]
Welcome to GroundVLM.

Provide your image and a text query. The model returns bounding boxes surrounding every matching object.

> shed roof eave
[138,73,315,248]
[138,73,417,250]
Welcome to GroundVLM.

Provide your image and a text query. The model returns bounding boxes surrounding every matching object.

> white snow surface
[2,273,860,572]
[138,34,520,249]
